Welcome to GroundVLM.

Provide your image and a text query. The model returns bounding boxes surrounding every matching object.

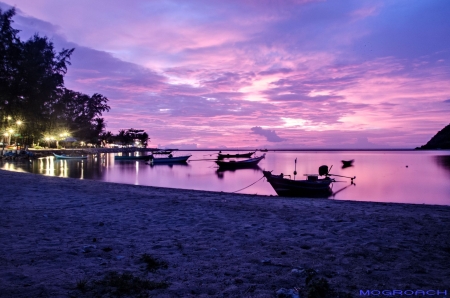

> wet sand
[0,169,449,297]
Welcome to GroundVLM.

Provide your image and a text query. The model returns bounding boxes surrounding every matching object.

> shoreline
[1,169,449,297]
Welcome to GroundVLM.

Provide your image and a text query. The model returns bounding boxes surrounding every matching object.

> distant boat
[217,151,255,159]
[259,149,269,152]
[114,155,149,161]
[146,154,191,164]
[263,165,355,198]
[53,153,87,160]
[341,159,354,168]
[152,150,174,155]
[216,154,265,169]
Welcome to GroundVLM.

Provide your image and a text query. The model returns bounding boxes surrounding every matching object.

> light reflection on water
[2,150,450,205]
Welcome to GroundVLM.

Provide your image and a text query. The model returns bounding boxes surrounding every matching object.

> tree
[1,8,111,147]
[17,35,74,144]
[114,129,149,147]
[99,131,113,147]
[49,88,110,145]
[0,8,22,129]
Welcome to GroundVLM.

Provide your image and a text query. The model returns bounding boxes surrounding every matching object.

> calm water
[2,150,450,205]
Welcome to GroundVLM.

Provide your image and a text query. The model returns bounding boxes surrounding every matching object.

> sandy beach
[0,169,449,297]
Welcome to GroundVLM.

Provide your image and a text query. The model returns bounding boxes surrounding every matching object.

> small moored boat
[217,151,255,159]
[152,150,174,155]
[263,165,355,198]
[53,153,87,160]
[146,154,191,164]
[114,155,149,161]
[216,154,265,169]
[341,159,354,168]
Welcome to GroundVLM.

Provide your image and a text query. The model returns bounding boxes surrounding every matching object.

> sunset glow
[1,0,449,148]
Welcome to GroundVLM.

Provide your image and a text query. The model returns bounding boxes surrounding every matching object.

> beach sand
[0,169,449,297]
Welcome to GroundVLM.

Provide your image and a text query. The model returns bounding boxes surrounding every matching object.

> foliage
[0,8,110,146]
[55,89,110,143]
[116,128,149,147]
[140,253,168,272]
[73,271,169,297]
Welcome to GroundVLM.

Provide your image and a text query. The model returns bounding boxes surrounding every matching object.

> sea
[2,150,450,206]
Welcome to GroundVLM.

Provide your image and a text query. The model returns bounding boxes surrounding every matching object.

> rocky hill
[416,123,450,149]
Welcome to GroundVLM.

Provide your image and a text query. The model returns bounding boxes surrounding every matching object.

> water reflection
[1,151,449,205]
[331,182,356,197]
[215,165,262,179]
[435,155,450,172]
[146,162,190,168]
[36,157,88,178]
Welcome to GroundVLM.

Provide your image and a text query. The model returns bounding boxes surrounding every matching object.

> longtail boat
[53,153,87,160]
[341,159,354,168]
[152,150,173,155]
[146,154,191,164]
[114,155,149,161]
[217,151,255,159]
[263,165,355,198]
[215,154,265,169]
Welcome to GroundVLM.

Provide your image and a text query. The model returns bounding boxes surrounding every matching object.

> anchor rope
[232,175,265,193]
[188,158,218,161]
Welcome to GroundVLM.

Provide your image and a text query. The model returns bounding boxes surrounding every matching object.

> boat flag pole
[293,158,297,180]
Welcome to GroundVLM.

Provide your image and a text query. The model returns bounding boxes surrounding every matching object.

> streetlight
[16,120,23,150]
[8,128,13,146]
[2,132,8,151]
[15,121,22,150]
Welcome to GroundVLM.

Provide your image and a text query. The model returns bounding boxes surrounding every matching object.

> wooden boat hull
[148,155,191,164]
[53,153,87,160]
[217,151,255,159]
[216,154,265,169]
[263,171,333,197]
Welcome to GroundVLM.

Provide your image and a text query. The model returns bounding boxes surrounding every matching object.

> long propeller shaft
[329,174,356,180]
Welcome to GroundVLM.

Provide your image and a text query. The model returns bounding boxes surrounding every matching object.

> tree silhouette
[1,8,111,146]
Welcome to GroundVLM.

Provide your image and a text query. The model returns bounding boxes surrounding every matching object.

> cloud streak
[1,0,450,148]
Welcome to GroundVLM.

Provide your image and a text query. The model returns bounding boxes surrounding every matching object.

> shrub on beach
[140,253,168,272]
[73,271,169,297]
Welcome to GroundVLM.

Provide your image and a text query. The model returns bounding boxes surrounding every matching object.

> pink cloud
[1,0,450,148]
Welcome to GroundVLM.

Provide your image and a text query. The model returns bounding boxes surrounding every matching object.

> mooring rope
[188,158,218,161]
[232,175,265,193]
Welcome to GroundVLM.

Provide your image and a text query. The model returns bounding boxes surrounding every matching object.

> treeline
[100,129,149,148]
[0,8,111,146]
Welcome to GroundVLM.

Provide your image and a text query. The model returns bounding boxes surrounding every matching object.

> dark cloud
[259,68,293,76]
[200,71,256,91]
[251,126,286,142]
[268,93,343,102]
[350,1,450,60]
[444,99,450,103]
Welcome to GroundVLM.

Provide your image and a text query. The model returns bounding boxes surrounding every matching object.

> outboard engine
[318,165,329,176]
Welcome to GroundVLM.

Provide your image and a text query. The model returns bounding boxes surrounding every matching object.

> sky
[1,0,449,149]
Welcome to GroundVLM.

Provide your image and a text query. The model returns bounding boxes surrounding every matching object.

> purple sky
[1,0,449,149]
